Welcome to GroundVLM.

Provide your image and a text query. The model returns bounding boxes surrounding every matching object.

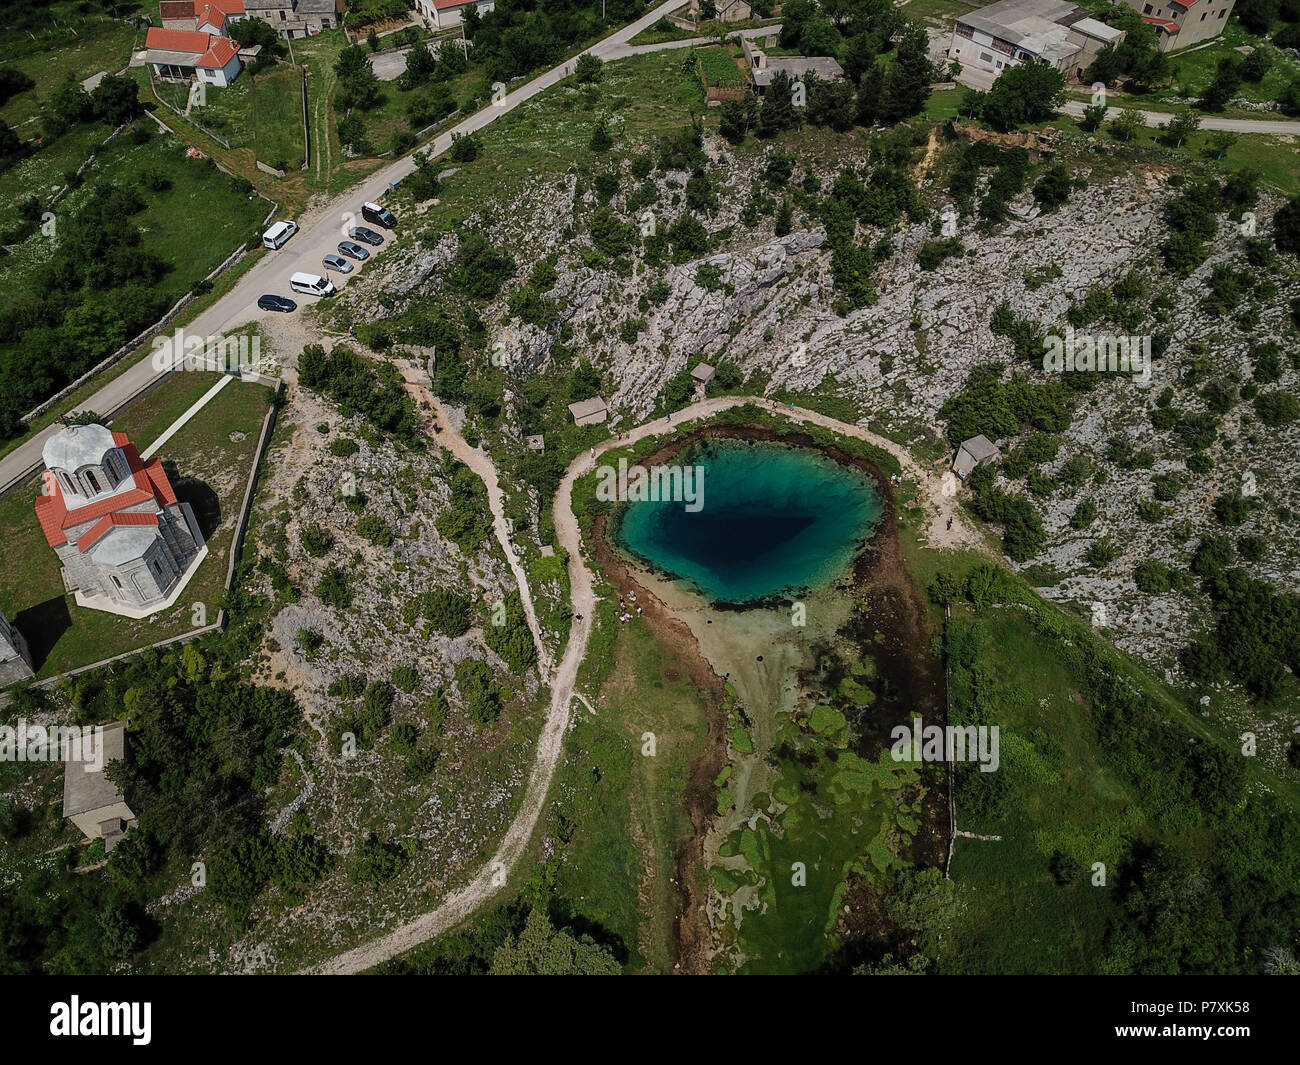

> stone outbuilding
[0,611,34,686]
[568,397,608,427]
[63,722,136,852]
[526,434,546,452]
[952,435,1002,479]
[690,363,716,386]
[34,423,206,617]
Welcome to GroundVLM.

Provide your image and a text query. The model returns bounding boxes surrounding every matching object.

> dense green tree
[334,44,382,111]
[981,62,1065,129]
[490,909,621,974]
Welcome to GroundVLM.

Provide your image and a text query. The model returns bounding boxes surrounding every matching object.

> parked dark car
[337,240,370,262]
[362,201,397,229]
[348,225,384,246]
[257,294,297,312]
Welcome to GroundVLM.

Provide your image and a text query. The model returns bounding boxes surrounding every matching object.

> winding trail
[303,394,982,973]
[421,386,552,676]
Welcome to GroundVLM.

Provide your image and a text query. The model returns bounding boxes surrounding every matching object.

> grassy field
[0,121,106,218]
[334,48,706,278]
[110,370,226,447]
[629,18,698,47]
[942,604,1132,973]
[0,17,137,130]
[1043,111,1300,197]
[0,376,275,682]
[149,64,307,173]
[0,125,267,308]
[901,0,980,26]
[550,590,710,972]
[1162,23,1300,106]
[697,46,748,88]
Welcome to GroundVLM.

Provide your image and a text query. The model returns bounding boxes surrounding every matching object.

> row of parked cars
[257,201,398,313]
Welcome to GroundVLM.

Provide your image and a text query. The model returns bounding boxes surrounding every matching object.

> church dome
[42,423,132,502]
[43,423,116,475]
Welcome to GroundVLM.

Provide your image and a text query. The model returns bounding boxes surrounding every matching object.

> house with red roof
[1119,0,1236,51]
[145,26,244,86]
[159,0,248,34]
[413,0,495,32]
[34,423,206,617]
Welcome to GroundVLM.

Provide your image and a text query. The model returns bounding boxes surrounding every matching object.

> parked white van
[289,272,336,297]
[263,220,299,250]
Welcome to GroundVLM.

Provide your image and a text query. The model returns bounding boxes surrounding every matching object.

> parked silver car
[323,253,354,274]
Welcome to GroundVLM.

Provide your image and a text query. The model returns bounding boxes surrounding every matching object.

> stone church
[34,423,206,616]
[0,611,34,686]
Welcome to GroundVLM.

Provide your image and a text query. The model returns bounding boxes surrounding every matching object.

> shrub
[450,131,481,162]
[1134,560,1172,593]
[315,566,353,608]
[390,722,420,756]
[410,588,472,636]
[1236,535,1266,563]
[301,523,334,558]
[575,54,604,84]
[328,673,366,700]
[391,666,420,693]
[357,513,394,547]
[1254,390,1299,428]
[456,658,502,727]
[329,437,360,457]
[1084,539,1118,568]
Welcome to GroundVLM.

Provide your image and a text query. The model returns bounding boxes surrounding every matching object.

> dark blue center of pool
[614,438,883,605]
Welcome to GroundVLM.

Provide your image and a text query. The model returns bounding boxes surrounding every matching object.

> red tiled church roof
[77,512,160,553]
[34,433,179,548]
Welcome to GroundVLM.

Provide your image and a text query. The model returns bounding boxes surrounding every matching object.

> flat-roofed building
[948,0,1125,81]
[568,397,608,427]
[63,722,137,852]
[952,435,1003,479]
[742,37,845,92]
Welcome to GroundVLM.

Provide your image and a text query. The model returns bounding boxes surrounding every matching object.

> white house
[413,0,496,31]
[145,27,244,85]
[1117,0,1237,51]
